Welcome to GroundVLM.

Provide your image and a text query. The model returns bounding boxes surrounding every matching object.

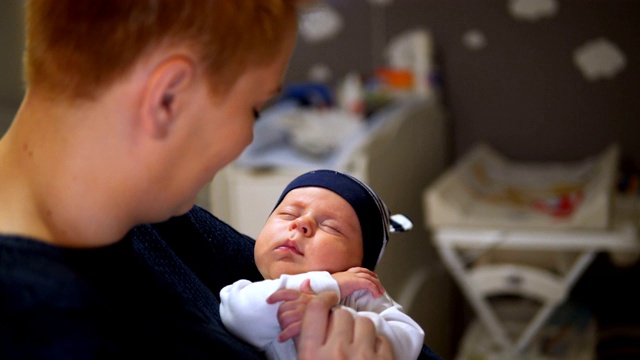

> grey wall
[0,0,24,132]
[4,1,638,169]
[285,0,640,169]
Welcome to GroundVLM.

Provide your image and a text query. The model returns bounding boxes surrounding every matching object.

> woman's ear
[141,55,195,138]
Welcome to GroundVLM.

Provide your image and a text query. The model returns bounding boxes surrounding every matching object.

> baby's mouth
[275,240,303,256]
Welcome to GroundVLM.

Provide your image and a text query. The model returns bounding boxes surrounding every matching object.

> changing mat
[425,143,619,230]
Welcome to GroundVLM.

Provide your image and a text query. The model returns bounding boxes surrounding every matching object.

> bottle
[337,72,364,116]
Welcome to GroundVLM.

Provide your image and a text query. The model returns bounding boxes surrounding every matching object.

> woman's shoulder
[0,235,91,297]
[0,235,128,356]
[135,205,263,292]
[0,234,136,317]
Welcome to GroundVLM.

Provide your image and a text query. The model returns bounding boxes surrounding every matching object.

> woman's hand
[297,292,394,360]
[269,283,394,359]
[332,267,385,299]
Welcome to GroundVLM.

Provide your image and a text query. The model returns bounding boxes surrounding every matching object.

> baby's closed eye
[276,206,301,220]
[320,221,343,235]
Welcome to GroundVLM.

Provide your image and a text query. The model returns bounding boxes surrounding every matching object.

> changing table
[423,144,640,356]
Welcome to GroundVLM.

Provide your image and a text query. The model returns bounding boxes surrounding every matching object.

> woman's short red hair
[25,0,299,100]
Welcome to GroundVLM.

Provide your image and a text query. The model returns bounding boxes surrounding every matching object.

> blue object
[279,83,334,108]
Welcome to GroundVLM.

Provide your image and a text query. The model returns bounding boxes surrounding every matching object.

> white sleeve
[341,290,425,360]
[219,271,340,350]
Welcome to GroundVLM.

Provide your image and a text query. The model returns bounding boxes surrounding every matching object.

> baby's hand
[332,267,385,299]
[267,279,318,343]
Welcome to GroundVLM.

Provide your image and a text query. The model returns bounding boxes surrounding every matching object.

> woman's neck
[0,94,137,247]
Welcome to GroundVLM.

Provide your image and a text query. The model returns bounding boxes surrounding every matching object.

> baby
[220,169,424,360]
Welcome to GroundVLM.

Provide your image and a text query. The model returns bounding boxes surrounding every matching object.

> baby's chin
[262,263,312,280]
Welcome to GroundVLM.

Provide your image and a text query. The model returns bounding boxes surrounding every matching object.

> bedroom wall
[284,0,640,169]
[0,0,24,132]
[2,1,638,165]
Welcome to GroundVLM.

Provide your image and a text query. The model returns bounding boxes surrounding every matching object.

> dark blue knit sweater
[0,206,441,360]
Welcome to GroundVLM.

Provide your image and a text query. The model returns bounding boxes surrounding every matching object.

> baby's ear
[140,55,195,138]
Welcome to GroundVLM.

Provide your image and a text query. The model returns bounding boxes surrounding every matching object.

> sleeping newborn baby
[220,169,423,360]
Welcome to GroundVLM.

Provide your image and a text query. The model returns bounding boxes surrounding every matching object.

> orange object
[375,68,414,90]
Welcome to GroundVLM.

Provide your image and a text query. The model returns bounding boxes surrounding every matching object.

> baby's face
[254,187,363,279]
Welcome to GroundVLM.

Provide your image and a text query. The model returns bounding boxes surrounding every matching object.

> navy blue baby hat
[272,169,412,270]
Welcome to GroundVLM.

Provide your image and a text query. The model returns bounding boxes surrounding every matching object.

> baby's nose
[290,218,310,235]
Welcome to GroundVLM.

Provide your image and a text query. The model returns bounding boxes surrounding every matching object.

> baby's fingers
[365,279,385,298]
[278,320,302,342]
[348,267,378,278]
[300,278,314,294]
[267,288,301,304]
[353,273,385,298]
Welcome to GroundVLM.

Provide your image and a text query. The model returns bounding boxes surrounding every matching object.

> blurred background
[1,1,639,359]
[282,0,639,166]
